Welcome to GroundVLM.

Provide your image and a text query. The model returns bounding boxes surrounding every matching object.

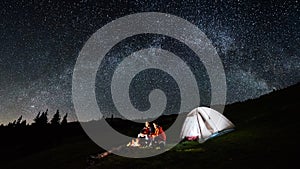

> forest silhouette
[0,109,86,161]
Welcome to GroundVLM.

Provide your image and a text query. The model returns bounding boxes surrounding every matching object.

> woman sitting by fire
[149,122,166,147]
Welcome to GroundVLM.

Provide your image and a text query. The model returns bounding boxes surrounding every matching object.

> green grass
[2,100,299,169]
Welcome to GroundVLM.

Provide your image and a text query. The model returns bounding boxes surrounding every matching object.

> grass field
[1,84,299,169]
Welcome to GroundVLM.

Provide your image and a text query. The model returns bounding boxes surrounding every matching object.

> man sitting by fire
[127,121,151,147]
[136,121,152,146]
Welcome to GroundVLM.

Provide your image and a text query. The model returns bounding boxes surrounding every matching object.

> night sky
[0,0,299,124]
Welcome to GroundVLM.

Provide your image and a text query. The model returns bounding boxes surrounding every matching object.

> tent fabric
[180,107,235,143]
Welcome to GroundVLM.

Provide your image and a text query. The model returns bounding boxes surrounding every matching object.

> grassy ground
[2,84,299,169]
[2,103,299,169]
[86,105,299,169]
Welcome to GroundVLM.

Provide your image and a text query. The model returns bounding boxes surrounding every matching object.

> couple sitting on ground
[127,121,166,148]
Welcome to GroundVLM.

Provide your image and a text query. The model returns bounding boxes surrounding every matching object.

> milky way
[0,0,299,124]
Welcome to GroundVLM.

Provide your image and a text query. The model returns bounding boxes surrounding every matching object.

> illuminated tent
[180,107,235,143]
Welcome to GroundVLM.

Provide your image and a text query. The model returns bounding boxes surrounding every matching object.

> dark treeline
[0,109,87,162]
[1,109,68,128]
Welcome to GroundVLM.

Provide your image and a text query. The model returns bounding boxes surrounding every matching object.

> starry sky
[0,0,299,124]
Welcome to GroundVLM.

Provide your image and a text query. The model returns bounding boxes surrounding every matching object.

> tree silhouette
[7,120,16,127]
[16,116,22,125]
[33,112,41,125]
[20,120,27,127]
[50,110,61,126]
[61,113,68,126]
[33,109,48,126]
[40,110,48,125]
[6,116,26,127]
[16,115,26,127]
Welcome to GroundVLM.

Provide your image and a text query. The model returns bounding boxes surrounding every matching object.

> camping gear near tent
[180,107,235,143]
